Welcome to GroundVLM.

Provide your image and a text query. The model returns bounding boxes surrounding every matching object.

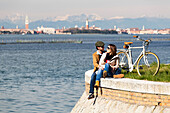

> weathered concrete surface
[71,91,170,113]
[71,70,170,113]
[85,70,170,95]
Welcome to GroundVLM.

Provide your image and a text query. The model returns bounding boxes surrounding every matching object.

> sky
[0,0,170,21]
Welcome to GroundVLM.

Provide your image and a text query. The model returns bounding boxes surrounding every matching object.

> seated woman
[95,44,124,86]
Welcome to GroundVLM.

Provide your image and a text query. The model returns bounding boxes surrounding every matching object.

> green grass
[122,64,170,82]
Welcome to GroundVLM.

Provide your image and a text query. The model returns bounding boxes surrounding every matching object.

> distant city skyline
[0,0,170,21]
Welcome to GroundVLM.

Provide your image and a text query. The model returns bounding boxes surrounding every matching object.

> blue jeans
[96,63,121,81]
[89,72,96,94]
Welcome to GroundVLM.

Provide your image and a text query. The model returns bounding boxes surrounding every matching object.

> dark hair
[108,44,117,56]
[96,46,98,50]
[95,41,105,50]
[96,46,104,50]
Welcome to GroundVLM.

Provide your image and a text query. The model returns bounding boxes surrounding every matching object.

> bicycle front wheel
[136,52,160,76]
[117,51,129,71]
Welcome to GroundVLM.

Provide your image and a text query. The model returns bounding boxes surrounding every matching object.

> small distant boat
[22,33,25,35]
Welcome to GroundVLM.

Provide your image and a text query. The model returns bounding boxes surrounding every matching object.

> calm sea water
[0,34,170,113]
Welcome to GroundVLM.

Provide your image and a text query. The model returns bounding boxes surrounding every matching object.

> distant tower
[86,18,89,29]
[142,25,145,30]
[25,16,29,29]
[75,25,78,28]
[114,25,117,30]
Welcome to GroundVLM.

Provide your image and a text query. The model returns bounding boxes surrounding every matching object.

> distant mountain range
[0,14,170,29]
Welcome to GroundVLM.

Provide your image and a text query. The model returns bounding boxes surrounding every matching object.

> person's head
[95,41,105,51]
[107,44,117,56]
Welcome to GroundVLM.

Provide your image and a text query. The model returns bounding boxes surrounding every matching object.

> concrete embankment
[71,70,170,113]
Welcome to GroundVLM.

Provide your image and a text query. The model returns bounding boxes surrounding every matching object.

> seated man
[88,41,105,100]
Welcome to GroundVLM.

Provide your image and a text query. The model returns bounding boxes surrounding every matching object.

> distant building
[21,29,34,34]
[115,28,128,34]
[25,16,29,29]
[128,28,140,34]
[0,29,20,33]
[142,25,145,30]
[114,26,117,30]
[116,28,122,34]
[75,25,78,28]
[55,29,71,35]
[140,29,158,34]
[86,18,89,29]
[1,26,4,29]
[37,26,55,34]
[81,26,85,30]
[89,25,101,30]
[0,28,34,34]
[158,29,170,34]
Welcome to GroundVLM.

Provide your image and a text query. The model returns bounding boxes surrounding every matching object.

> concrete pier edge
[85,70,170,95]
[71,70,170,113]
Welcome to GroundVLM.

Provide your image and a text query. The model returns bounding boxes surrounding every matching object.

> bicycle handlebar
[133,35,151,42]
[133,35,139,38]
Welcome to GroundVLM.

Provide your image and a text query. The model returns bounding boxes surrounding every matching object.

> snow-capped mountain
[0,13,26,28]
[4,13,25,24]
[52,14,104,22]
[0,13,170,29]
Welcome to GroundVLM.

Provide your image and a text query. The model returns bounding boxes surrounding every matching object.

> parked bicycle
[117,35,160,76]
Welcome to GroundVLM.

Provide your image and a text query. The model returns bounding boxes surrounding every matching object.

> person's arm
[99,53,106,65]
[114,58,119,69]
[93,54,99,68]
[110,57,119,70]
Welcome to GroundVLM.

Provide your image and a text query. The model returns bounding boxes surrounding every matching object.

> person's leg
[95,69,103,87]
[103,63,113,77]
[96,69,103,81]
[89,72,96,94]
[113,68,124,78]
[114,68,121,75]
[88,72,96,99]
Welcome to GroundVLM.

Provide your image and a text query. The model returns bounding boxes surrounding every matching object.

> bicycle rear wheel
[117,51,129,71]
[136,52,160,76]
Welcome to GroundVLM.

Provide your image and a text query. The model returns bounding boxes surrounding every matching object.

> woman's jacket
[99,53,119,70]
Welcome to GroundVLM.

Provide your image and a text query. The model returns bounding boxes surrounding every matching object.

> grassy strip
[122,64,170,82]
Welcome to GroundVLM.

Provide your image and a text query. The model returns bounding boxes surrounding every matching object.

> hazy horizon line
[0,13,170,22]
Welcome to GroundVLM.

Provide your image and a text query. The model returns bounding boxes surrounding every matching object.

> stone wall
[71,70,170,113]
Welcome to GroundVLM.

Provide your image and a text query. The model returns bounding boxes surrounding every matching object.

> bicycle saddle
[124,42,133,45]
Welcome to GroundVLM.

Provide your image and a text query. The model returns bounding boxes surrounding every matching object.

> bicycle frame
[127,46,145,72]
[118,38,150,72]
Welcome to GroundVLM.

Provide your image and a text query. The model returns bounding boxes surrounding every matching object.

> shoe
[113,74,124,78]
[103,70,107,78]
[94,80,100,87]
[88,93,94,100]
